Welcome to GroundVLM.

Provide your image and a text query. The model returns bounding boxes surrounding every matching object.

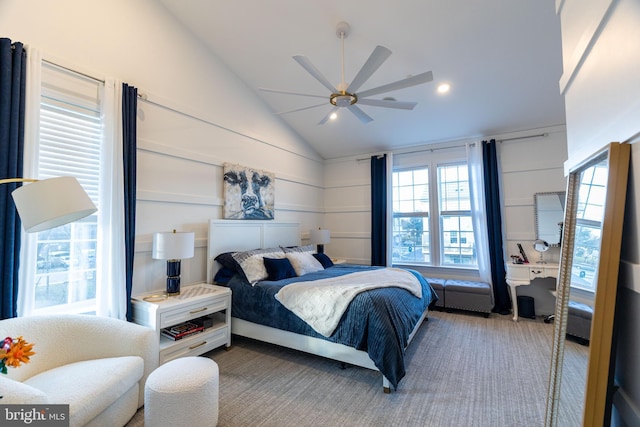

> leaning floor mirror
[545,142,630,426]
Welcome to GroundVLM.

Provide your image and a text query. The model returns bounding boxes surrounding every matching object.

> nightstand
[331,258,346,264]
[132,282,231,364]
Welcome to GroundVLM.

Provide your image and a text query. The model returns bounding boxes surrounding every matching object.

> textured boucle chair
[0,314,158,427]
[145,356,219,427]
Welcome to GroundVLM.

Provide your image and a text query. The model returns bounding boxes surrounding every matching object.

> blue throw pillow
[213,267,235,284]
[263,257,297,281]
[313,252,334,268]
[215,252,240,272]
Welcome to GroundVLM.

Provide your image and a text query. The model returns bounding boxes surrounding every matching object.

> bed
[206,220,437,392]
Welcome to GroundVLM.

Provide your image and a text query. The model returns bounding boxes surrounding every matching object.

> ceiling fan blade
[318,106,340,125]
[259,88,327,99]
[347,105,374,124]
[293,55,338,93]
[277,102,328,116]
[358,98,417,110]
[346,45,392,94]
[357,71,434,98]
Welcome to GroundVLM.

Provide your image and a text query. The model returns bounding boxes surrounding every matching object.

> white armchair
[0,314,158,427]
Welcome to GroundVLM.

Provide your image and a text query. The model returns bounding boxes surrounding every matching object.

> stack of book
[161,322,204,341]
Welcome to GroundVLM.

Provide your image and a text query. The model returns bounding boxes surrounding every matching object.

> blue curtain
[122,84,137,321]
[482,140,511,314]
[0,39,26,319]
[371,154,387,266]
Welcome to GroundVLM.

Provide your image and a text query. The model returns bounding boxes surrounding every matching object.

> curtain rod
[356,142,472,162]
[355,132,548,161]
[500,133,548,143]
[42,59,104,84]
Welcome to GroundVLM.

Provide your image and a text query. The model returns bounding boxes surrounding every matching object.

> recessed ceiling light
[329,112,338,121]
[437,83,451,94]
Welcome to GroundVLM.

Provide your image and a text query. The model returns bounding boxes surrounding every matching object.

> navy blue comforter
[222,264,437,389]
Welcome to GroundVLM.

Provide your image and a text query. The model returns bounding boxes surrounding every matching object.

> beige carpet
[127,311,588,427]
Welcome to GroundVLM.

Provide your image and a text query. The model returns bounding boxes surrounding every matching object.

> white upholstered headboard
[207,220,300,283]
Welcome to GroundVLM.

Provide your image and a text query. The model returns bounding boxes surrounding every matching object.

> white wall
[501,126,567,315]
[325,125,568,316]
[0,0,325,296]
[0,0,571,319]
[558,0,640,423]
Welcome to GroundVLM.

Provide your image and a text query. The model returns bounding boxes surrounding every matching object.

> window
[439,163,475,266]
[571,162,607,292]
[28,63,102,314]
[392,155,477,268]
[392,168,430,263]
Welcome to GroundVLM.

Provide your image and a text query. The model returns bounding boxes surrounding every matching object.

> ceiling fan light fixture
[330,92,357,107]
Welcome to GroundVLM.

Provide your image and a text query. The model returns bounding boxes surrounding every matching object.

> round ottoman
[145,357,219,427]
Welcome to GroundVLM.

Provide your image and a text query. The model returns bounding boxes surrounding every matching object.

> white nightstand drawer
[529,268,546,279]
[159,298,227,329]
[160,327,229,364]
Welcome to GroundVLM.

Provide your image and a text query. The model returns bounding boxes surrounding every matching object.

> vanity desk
[505,263,560,321]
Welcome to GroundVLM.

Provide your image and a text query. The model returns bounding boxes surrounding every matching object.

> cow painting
[223,163,275,220]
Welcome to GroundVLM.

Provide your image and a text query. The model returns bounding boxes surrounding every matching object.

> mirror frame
[534,191,565,246]
[545,142,630,426]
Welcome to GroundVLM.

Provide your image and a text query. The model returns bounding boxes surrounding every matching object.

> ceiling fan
[260,21,433,125]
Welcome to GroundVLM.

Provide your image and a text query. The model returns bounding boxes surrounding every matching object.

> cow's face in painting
[224,169,273,219]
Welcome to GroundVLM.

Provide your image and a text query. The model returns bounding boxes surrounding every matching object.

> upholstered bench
[425,277,446,308]
[443,279,493,317]
[567,300,592,344]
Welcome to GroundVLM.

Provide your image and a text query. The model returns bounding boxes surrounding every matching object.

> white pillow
[232,248,285,285]
[286,252,324,276]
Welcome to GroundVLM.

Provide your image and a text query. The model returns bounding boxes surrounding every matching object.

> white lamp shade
[152,231,195,260]
[310,228,331,245]
[11,176,98,233]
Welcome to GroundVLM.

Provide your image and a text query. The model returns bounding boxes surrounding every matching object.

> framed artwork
[223,163,275,220]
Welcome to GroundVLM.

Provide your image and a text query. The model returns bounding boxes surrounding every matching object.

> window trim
[391,154,478,270]
[22,61,102,316]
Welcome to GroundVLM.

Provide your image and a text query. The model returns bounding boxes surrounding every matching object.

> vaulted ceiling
[159,1,565,159]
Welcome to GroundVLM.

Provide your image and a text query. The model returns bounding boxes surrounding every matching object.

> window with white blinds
[31,63,102,313]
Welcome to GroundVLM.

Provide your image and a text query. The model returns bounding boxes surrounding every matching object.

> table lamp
[310,228,331,254]
[1,176,97,232]
[152,230,195,296]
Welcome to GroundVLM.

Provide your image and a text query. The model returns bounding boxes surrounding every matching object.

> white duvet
[274,268,422,337]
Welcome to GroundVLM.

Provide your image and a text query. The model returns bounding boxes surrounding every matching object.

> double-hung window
[571,162,607,293]
[392,149,477,269]
[438,163,475,266]
[392,168,430,263]
[25,62,102,314]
